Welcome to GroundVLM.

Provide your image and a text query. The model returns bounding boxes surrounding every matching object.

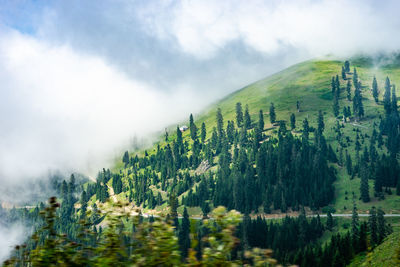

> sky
[1,0,400,259]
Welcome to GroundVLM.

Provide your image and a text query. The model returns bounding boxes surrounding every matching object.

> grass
[348,228,400,267]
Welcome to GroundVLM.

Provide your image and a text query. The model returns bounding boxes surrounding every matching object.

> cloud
[0,29,206,192]
[0,223,27,262]
[138,0,400,59]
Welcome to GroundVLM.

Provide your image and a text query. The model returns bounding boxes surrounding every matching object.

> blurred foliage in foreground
[3,197,280,266]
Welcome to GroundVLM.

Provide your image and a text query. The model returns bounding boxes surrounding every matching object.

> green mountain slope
[168,58,400,214]
[348,228,400,267]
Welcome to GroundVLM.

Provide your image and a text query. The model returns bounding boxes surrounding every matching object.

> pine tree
[216,108,224,137]
[384,77,392,115]
[345,60,350,72]
[331,76,336,94]
[244,105,251,129]
[353,82,364,121]
[201,122,206,143]
[327,212,334,230]
[353,68,358,87]
[296,100,301,112]
[377,208,386,244]
[189,113,197,141]
[236,102,244,128]
[179,207,191,259]
[317,110,324,135]
[290,113,296,129]
[123,151,130,166]
[269,103,276,124]
[351,203,359,239]
[369,206,378,246]
[372,76,379,103]
[346,80,352,101]
[258,109,264,131]
[391,84,398,116]
[169,193,179,229]
[302,118,310,141]
[342,66,347,80]
[336,75,340,96]
[333,92,339,117]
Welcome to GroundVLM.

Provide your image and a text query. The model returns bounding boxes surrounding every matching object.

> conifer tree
[189,114,197,141]
[384,77,392,115]
[244,105,251,129]
[201,122,206,143]
[326,212,333,230]
[346,80,352,101]
[372,76,379,103]
[258,109,264,131]
[369,206,378,246]
[216,108,224,137]
[345,60,350,72]
[123,151,130,166]
[377,208,386,244]
[351,203,359,239]
[353,82,364,121]
[333,92,340,117]
[391,84,398,117]
[296,100,300,112]
[317,110,324,135]
[290,113,296,129]
[342,66,347,80]
[302,118,309,141]
[353,68,358,87]
[179,207,191,259]
[331,76,336,94]
[235,102,243,128]
[269,103,276,124]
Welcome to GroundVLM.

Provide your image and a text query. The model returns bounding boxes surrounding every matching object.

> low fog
[1,0,400,261]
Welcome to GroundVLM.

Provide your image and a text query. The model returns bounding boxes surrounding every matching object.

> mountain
[5,57,400,266]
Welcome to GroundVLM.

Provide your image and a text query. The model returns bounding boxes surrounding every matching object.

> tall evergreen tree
[353,82,364,121]
[369,206,378,246]
[317,110,325,135]
[258,110,264,131]
[377,208,387,244]
[201,122,206,143]
[244,105,251,129]
[333,92,340,117]
[372,76,379,103]
[269,103,276,124]
[290,113,296,129]
[344,60,350,72]
[123,151,130,166]
[342,66,347,80]
[351,203,359,240]
[236,102,244,128]
[189,114,197,141]
[216,108,224,137]
[179,207,191,259]
[346,80,352,101]
[384,77,392,115]
[326,212,334,230]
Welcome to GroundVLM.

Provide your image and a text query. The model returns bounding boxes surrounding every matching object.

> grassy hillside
[131,57,400,215]
[348,228,400,267]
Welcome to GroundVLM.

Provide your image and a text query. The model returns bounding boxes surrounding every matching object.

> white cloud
[138,0,400,59]
[0,29,205,189]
